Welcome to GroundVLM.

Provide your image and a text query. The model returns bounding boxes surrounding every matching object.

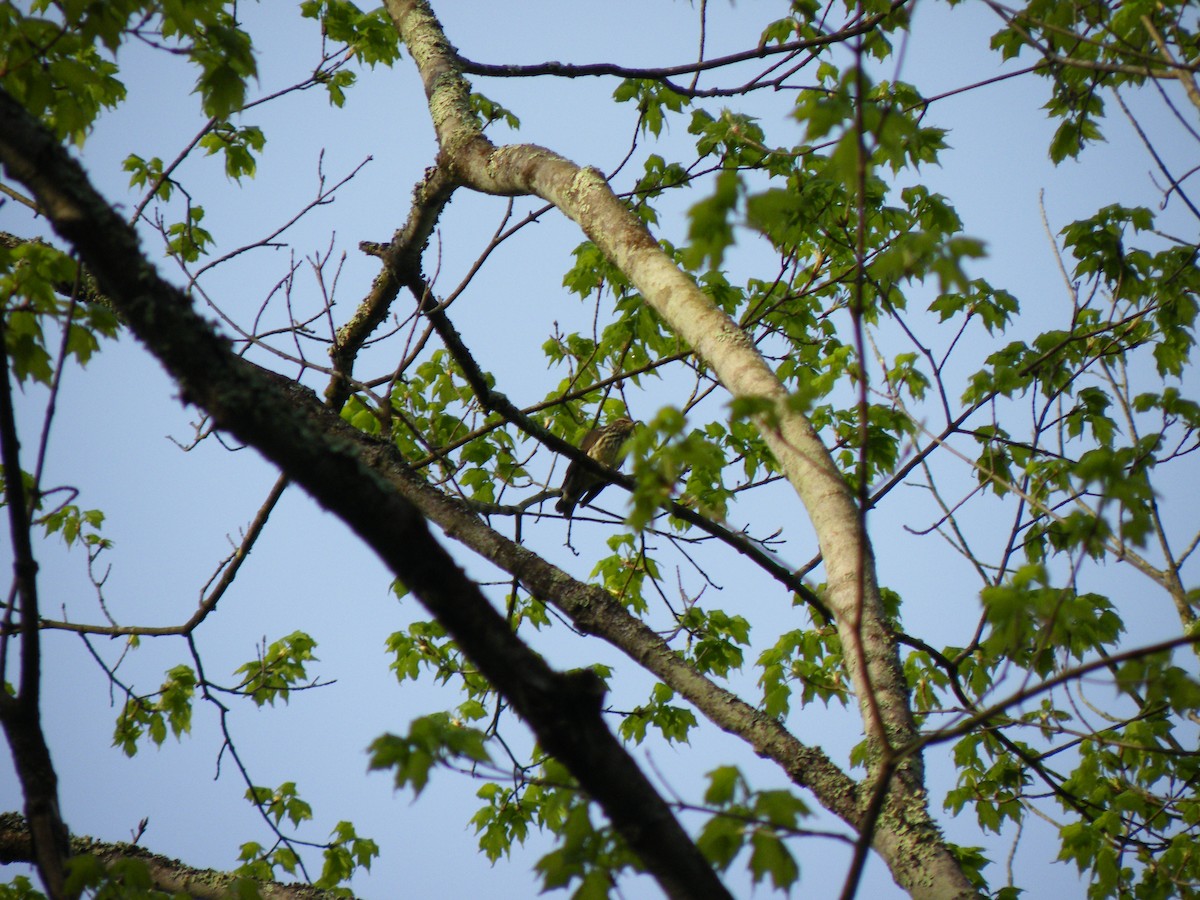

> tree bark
[0,291,71,899]
[0,812,344,900]
[382,1,975,896]
[0,86,732,900]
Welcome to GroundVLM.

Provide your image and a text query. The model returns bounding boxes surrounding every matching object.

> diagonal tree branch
[389,0,902,741]
[382,2,974,896]
[0,86,731,900]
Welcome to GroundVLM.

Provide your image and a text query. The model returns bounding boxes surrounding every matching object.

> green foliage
[810,400,918,490]
[0,241,119,384]
[625,406,736,528]
[589,533,660,613]
[233,631,319,707]
[1,0,259,134]
[245,781,313,828]
[313,67,358,108]
[943,843,997,894]
[472,756,648,895]
[380,349,531,502]
[929,280,1020,334]
[5,0,1200,897]
[386,620,451,682]
[386,621,496,708]
[758,624,847,718]
[0,3,128,143]
[529,758,644,897]
[317,821,380,890]
[561,241,630,299]
[38,504,110,550]
[0,876,46,900]
[629,154,690,225]
[64,854,170,899]
[165,206,214,263]
[613,78,688,137]
[1059,205,1199,378]
[236,812,378,892]
[1054,697,1200,898]
[112,664,196,756]
[985,0,1193,162]
[199,122,266,181]
[618,682,698,745]
[945,731,1032,833]
[470,92,521,131]
[678,605,751,677]
[696,767,807,890]
[340,393,382,435]
[472,782,534,863]
[123,154,172,201]
[236,839,296,885]
[1115,652,1200,717]
[692,109,773,168]
[904,649,952,720]
[300,0,402,70]
[682,169,742,271]
[0,466,113,552]
[187,23,255,119]
[980,565,1123,674]
[367,713,491,796]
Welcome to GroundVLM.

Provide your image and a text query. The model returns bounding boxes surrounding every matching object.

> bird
[555,417,636,519]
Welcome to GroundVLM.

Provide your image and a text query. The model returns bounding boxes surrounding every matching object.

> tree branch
[453,0,911,93]
[383,2,973,895]
[0,812,345,900]
[0,300,71,899]
[0,83,730,900]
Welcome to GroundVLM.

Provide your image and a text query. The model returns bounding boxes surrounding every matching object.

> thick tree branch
[0,812,344,900]
[380,242,838,623]
[385,0,905,747]
[0,86,731,900]
[0,224,859,845]
[294,387,863,820]
[383,2,973,896]
[326,165,458,410]
[0,307,71,899]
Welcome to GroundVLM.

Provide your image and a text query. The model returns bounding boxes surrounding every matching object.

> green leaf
[681,170,742,271]
[233,631,319,706]
[748,828,799,889]
[199,122,266,180]
[368,713,491,796]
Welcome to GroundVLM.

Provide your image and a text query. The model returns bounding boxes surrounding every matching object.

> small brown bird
[555,417,636,519]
